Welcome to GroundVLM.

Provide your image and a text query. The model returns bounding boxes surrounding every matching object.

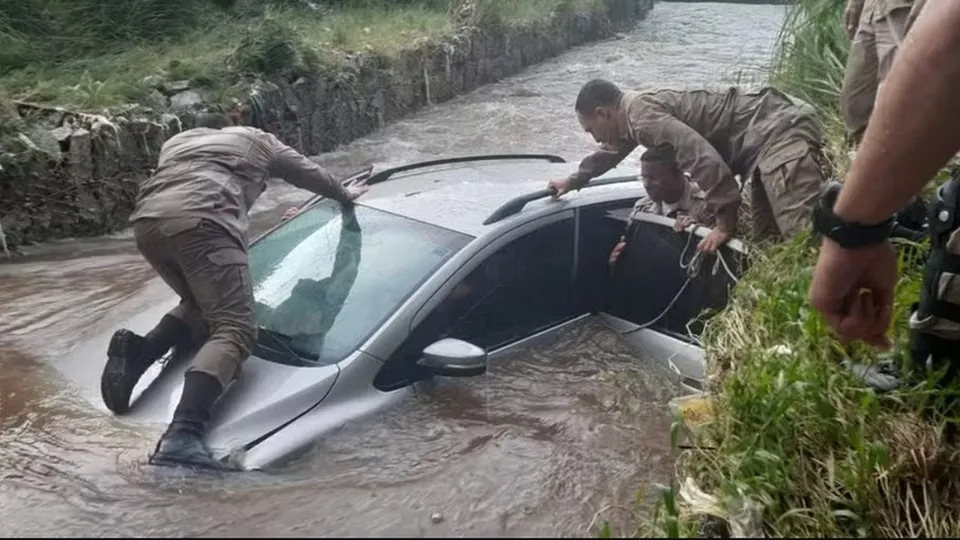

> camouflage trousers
[133,216,257,387]
[839,3,913,142]
[739,124,830,243]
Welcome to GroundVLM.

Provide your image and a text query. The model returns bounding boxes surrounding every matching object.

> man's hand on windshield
[345,185,369,202]
[548,179,571,198]
[697,228,730,254]
[281,207,300,222]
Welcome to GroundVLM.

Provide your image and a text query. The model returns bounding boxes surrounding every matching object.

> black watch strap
[812,182,895,249]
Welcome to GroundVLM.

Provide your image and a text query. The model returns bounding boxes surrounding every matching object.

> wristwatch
[811,181,895,249]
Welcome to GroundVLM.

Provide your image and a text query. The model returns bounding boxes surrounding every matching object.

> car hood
[66,279,340,459]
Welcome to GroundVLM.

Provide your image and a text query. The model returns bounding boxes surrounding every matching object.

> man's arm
[638,114,742,236]
[566,141,638,190]
[833,0,960,224]
[262,133,354,204]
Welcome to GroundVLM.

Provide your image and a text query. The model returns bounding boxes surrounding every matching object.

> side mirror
[416,338,488,378]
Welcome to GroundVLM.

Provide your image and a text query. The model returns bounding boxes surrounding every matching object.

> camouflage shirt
[130,126,352,250]
[565,86,825,235]
[625,172,716,233]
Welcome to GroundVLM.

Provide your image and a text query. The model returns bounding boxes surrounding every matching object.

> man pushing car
[100,112,367,471]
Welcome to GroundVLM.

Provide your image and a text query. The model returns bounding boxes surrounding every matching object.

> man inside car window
[609,143,717,267]
[550,79,828,254]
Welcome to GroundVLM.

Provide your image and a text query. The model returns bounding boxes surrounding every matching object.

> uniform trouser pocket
[173,221,257,387]
[755,139,827,240]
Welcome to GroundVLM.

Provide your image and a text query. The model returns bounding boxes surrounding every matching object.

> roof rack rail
[482,174,639,226]
[365,153,567,186]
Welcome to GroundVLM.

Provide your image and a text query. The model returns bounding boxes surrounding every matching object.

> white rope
[613,229,740,335]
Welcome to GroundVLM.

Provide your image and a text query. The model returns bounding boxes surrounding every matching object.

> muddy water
[0,3,787,536]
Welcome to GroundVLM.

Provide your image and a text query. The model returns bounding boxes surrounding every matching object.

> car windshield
[249,198,472,366]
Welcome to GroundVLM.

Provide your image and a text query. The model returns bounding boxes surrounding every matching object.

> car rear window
[249,198,472,366]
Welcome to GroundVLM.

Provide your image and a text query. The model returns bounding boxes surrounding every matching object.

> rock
[51,126,73,143]
[163,80,192,94]
[67,129,92,183]
[145,90,169,111]
[141,75,165,89]
[160,113,183,134]
[430,512,444,524]
[22,125,61,160]
[170,90,205,111]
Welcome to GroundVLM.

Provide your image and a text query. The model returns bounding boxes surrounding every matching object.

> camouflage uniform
[567,87,828,242]
[625,172,716,231]
[840,0,926,141]
[128,126,353,387]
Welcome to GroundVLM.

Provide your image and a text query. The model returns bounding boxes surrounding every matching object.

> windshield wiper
[256,326,321,363]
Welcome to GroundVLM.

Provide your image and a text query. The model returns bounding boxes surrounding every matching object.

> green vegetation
[0,0,606,111]
[634,0,960,538]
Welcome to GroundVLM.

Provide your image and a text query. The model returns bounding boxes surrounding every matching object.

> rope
[610,229,739,335]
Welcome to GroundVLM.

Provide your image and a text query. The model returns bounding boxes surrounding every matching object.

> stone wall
[0,0,654,252]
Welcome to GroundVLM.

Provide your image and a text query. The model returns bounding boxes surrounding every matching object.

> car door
[374,212,580,391]
[573,198,640,315]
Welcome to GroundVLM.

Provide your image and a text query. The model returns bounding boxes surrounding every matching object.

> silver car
[101,154,746,471]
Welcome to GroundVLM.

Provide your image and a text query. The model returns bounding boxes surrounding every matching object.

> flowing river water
[0,3,788,536]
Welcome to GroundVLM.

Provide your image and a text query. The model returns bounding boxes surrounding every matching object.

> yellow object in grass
[670,394,713,425]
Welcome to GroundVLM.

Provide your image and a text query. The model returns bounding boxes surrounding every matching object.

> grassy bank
[0,0,603,111]
[637,0,960,537]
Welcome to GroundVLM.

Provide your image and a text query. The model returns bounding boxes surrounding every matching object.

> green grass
[627,0,960,537]
[0,3,455,110]
[0,0,608,111]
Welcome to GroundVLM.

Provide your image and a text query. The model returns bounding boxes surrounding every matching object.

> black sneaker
[101,329,160,415]
[148,426,238,472]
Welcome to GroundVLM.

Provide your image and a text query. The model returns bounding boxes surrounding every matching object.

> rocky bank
[0,0,654,253]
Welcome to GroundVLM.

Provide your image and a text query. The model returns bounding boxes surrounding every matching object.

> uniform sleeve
[261,132,352,204]
[567,140,638,190]
[634,111,741,228]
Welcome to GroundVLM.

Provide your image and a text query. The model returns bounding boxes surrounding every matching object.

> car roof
[355,158,647,237]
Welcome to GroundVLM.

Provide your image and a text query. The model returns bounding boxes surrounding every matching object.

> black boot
[149,371,236,472]
[101,314,191,415]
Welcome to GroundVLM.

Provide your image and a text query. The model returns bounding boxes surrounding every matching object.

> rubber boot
[149,371,236,472]
[101,314,191,415]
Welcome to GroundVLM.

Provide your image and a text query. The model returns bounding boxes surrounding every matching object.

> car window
[574,199,640,314]
[249,199,472,366]
[376,216,578,390]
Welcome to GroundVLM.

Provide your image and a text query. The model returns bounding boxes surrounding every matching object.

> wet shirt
[129,126,352,249]
[626,173,715,231]
[566,86,819,232]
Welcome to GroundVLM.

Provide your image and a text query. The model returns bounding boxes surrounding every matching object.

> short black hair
[194,112,233,129]
[574,79,624,114]
[640,142,680,171]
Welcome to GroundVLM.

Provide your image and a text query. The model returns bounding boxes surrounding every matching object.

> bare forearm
[834,0,960,224]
